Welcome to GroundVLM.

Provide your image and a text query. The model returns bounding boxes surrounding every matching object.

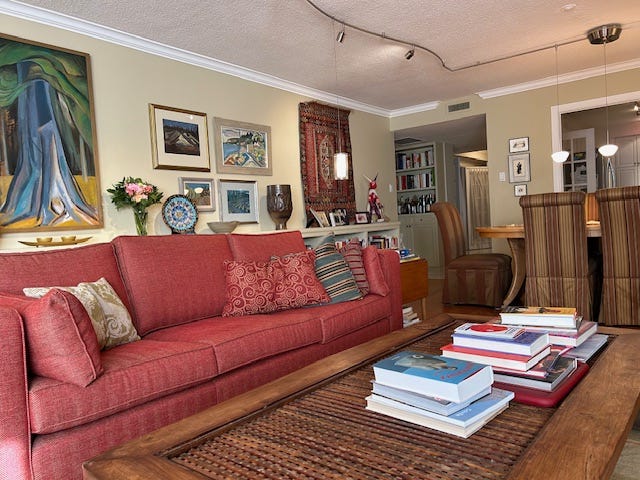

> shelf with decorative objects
[299,221,400,249]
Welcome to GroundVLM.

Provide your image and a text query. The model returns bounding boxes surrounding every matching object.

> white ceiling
[5,0,640,116]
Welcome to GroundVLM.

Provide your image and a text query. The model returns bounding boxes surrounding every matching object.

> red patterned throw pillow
[272,250,330,309]
[338,240,370,295]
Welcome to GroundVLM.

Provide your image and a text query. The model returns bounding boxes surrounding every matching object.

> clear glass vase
[133,208,148,236]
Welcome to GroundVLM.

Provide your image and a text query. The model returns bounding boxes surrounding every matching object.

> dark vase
[267,184,293,230]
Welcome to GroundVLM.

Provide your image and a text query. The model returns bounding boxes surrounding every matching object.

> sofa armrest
[0,307,33,480]
[376,249,403,331]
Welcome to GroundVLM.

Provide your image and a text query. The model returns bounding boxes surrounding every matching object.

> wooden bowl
[207,221,239,234]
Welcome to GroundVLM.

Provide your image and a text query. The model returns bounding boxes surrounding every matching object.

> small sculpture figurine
[365,174,384,221]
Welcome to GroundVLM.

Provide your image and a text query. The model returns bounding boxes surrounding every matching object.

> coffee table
[83,314,640,480]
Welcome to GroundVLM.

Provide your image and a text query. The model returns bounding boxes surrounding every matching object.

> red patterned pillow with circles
[222,260,278,316]
[272,250,330,309]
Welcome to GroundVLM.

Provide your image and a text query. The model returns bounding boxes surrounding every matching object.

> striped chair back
[519,192,593,321]
[595,186,640,326]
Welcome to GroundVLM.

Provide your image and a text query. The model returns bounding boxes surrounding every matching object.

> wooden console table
[399,257,429,322]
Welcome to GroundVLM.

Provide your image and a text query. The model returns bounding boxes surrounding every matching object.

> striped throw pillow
[338,240,370,295]
[313,236,362,303]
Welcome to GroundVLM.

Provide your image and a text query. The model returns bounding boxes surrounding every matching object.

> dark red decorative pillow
[272,250,330,309]
[0,289,103,387]
[339,240,370,295]
[362,246,390,296]
[222,260,277,317]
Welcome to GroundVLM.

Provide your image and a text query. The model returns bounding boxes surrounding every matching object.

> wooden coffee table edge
[83,314,457,479]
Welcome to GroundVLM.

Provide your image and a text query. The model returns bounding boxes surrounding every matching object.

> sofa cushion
[314,294,392,343]
[0,242,132,313]
[145,312,322,374]
[28,339,216,434]
[0,290,103,387]
[313,236,362,303]
[228,231,306,262]
[24,278,139,350]
[338,240,370,295]
[113,235,233,335]
[362,246,391,296]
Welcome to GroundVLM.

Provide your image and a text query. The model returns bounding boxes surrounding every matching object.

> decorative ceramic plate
[162,194,198,234]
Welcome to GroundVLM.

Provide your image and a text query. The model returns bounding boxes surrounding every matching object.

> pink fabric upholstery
[315,294,391,343]
[0,290,103,387]
[146,313,322,374]
[29,339,216,434]
[113,235,233,334]
[362,246,391,296]
[228,231,306,261]
[0,242,131,313]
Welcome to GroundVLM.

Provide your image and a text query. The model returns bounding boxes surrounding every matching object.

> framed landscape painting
[214,118,272,175]
[150,104,210,171]
[178,177,215,212]
[0,34,103,232]
[219,179,259,223]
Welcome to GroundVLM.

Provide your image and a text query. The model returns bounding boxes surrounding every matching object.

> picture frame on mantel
[149,104,210,171]
[214,117,272,175]
[219,179,259,223]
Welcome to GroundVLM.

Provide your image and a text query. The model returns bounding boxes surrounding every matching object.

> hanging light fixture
[588,24,621,158]
[333,20,349,180]
[551,44,570,163]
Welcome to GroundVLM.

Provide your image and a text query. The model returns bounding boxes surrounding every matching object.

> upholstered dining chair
[431,202,512,308]
[595,186,640,326]
[519,192,596,322]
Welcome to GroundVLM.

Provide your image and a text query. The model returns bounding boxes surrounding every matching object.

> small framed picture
[310,208,330,228]
[514,184,527,197]
[330,208,347,226]
[508,153,531,183]
[218,179,259,223]
[178,177,215,211]
[149,104,210,171]
[213,117,272,176]
[509,137,529,153]
[355,211,370,224]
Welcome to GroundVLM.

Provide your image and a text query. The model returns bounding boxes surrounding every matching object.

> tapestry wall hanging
[0,33,103,232]
[298,101,355,225]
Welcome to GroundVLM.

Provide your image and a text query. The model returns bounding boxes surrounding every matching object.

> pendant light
[588,24,621,158]
[333,20,349,180]
[551,44,569,163]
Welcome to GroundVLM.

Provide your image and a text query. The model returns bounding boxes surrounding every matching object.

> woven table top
[165,325,556,479]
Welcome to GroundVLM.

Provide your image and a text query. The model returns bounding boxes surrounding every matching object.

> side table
[399,257,429,323]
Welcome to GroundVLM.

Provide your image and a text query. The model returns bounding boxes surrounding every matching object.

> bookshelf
[300,221,400,249]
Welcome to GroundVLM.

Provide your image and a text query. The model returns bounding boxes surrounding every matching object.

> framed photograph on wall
[514,184,527,197]
[178,177,215,211]
[149,104,210,171]
[509,136,529,153]
[218,179,259,223]
[214,117,272,175]
[508,153,531,183]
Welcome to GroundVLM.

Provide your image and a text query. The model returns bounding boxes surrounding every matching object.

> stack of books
[365,350,514,438]
[402,306,420,327]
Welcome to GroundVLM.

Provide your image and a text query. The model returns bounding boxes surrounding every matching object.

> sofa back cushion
[113,235,233,335]
[228,231,306,262]
[0,243,131,313]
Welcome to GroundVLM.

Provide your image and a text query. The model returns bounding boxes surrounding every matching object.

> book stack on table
[365,351,514,438]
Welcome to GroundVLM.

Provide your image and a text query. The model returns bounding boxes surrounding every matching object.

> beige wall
[0,14,396,250]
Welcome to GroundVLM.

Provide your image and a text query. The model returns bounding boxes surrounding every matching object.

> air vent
[448,102,470,112]
[395,137,422,145]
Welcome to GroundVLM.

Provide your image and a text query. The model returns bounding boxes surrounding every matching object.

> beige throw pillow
[24,278,140,349]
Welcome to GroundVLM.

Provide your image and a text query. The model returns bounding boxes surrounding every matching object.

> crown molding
[388,101,440,118]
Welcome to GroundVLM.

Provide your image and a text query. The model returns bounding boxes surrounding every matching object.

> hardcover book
[365,388,514,438]
[372,351,494,403]
[538,320,597,347]
[454,322,525,339]
[563,333,608,362]
[499,306,578,328]
[493,356,577,391]
[440,343,551,371]
[452,330,549,356]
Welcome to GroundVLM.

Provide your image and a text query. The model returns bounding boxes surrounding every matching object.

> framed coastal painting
[219,179,259,223]
[214,117,272,175]
[0,33,103,232]
[149,104,210,171]
[178,177,215,212]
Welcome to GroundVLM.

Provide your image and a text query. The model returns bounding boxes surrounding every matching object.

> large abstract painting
[0,34,102,232]
[299,101,355,224]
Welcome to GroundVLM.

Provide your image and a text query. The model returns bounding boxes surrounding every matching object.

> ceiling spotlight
[336,27,345,43]
[405,48,415,60]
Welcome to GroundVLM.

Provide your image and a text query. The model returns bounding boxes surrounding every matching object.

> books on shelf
[440,343,551,371]
[499,306,578,328]
[563,333,608,362]
[370,382,492,417]
[493,355,578,392]
[402,306,420,327]
[452,329,549,356]
[454,322,525,339]
[371,351,494,403]
[365,387,514,438]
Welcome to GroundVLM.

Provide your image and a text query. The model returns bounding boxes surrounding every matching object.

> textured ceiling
[9,0,640,112]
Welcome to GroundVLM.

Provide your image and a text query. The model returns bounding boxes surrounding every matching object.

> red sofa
[0,231,401,480]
